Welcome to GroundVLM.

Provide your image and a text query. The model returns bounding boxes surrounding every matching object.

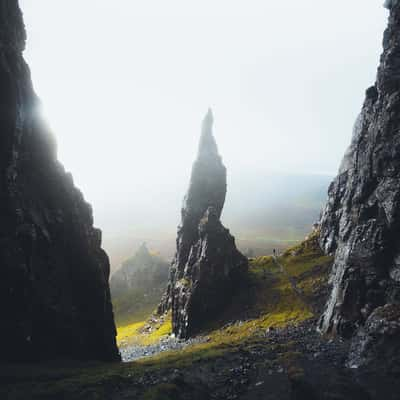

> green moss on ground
[141,383,180,400]
[2,232,333,400]
[116,231,333,360]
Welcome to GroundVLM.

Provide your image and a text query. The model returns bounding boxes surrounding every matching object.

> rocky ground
[1,318,384,400]
[1,234,398,399]
[114,318,395,400]
[120,336,208,362]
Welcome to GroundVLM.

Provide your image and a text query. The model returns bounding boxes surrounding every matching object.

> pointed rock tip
[384,0,399,9]
[199,108,219,157]
[202,108,214,132]
[137,242,150,255]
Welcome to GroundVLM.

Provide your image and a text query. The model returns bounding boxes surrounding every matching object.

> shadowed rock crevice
[159,109,248,338]
[0,0,119,362]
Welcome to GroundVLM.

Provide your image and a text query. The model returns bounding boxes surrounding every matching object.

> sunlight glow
[19,0,388,258]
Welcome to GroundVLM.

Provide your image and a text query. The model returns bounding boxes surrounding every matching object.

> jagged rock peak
[0,1,26,50]
[319,2,400,369]
[198,107,219,158]
[158,111,248,338]
[182,109,227,224]
[384,0,399,10]
[137,242,150,257]
[0,0,119,362]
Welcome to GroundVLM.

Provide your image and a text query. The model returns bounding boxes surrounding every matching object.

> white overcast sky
[19,1,388,229]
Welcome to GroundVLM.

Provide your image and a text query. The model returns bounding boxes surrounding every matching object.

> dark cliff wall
[159,109,248,338]
[319,2,400,368]
[0,1,119,361]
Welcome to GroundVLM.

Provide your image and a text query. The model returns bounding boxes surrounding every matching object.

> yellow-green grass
[117,321,146,346]
[279,230,332,276]
[116,233,331,366]
[2,234,333,400]
[117,313,173,347]
[113,302,158,327]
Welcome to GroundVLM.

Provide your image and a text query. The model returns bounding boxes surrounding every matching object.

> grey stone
[319,2,400,340]
[158,109,248,338]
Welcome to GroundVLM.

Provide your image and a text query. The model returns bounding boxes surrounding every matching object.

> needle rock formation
[319,2,400,370]
[0,1,119,361]
[159,109,248,338]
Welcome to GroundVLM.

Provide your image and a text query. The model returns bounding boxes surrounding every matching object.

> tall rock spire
[319,3,400,369]
[198,108,218,158]
[182,107,226,226]
[159,110,248,338]
[0,1,119,362]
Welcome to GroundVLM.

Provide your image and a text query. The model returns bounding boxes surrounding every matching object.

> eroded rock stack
[319,2,400,369]
[159,109,248,338]
[111,243,169,295]
[0,1,119,361]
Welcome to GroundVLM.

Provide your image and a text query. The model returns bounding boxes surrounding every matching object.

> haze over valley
[105,171,331,271]
[2,2,400,400]
[19,0,387,271]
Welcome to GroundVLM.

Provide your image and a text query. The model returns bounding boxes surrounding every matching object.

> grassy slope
[112,289,164,327]
[1,232,333,400]
[116,230,331,348]
[111,245,169,327]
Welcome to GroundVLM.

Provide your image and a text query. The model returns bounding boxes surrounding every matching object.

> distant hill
[103,172,332,272]
[224,172,332,256]
[110,243,169,325]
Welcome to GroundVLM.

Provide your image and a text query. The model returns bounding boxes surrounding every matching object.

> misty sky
[19,1,388,244]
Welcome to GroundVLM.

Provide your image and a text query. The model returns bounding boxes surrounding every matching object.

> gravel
[121,335,208,362]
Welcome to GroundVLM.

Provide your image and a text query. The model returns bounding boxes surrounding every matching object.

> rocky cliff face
[0,1,119,361]
[319,2,400,368]
[159,109,248,338]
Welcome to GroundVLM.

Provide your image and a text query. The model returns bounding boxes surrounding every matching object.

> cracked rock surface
[319,2,400,371]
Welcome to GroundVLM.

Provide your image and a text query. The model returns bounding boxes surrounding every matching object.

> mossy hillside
[121,232,331,376]
[2,234,333,399]
[117,232,332,363]
[117,254,311,356]
[117,313,173,347]
[117,321,146,346]
[112,288,164,327]
[278,230,333,303]
[280,230,331,277]
[111,244,169,327]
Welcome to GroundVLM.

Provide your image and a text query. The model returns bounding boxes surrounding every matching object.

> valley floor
[1,233,395,399]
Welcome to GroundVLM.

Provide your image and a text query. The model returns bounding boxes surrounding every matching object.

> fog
[19,1,388,269]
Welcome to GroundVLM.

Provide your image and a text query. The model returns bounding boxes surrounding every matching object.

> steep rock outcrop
[0,1,119,361]
[319,2,400,366]
[348,304,400,370]
[111,243,168,295]
[159,109,248,338]
[111,243,169,324]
